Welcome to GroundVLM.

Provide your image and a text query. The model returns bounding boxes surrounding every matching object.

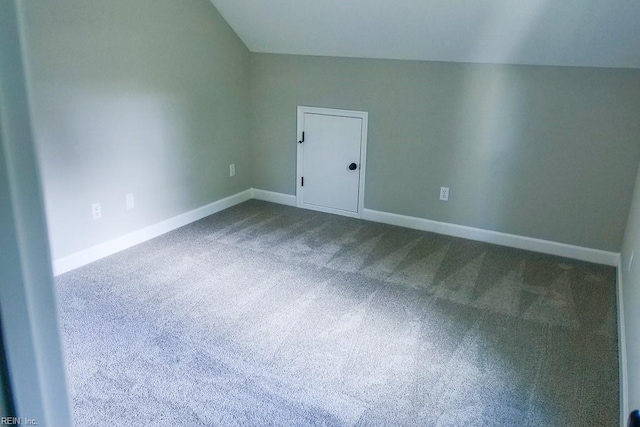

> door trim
[296,106,369,218]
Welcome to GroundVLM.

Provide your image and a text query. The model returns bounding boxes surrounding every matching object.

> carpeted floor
[56,200,619,426]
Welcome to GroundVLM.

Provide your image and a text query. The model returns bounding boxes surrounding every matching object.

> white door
[296,106,368,218]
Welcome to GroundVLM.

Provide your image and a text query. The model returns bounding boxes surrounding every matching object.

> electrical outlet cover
[439,187,449,201]
[92,203,101,220]
[126,193,134,210]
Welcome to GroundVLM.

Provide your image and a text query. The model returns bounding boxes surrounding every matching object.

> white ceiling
[210,0,640,68]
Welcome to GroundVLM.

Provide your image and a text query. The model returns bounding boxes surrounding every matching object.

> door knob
[348,163,358,170]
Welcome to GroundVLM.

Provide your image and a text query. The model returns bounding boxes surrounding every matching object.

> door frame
[296,106,369,218]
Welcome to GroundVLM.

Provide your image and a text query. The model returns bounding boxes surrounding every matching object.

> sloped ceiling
[210,0,640,68]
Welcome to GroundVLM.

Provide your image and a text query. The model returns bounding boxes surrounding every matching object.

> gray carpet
[56,200,619,426]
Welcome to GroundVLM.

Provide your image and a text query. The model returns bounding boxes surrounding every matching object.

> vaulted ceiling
[210,0,640,68]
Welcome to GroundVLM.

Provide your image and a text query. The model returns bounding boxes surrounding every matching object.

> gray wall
[21,0,251,260]
[621,163,640,417]
[250,53,640,252]
[22,1,640,257]
[0,1,72,424]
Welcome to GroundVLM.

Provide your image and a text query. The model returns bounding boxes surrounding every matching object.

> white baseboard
[249,189,619,266]
[362,208,618,266]
[617,255,629,427]
[251,188,296,206]
[52,189,253,276]
[53,188,619,275]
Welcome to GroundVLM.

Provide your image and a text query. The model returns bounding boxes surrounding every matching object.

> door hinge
[298,131,305,144]
[301,177,304,187]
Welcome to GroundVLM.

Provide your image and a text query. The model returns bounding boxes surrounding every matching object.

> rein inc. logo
[1,418,38,426]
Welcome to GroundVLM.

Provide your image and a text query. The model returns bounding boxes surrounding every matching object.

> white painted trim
[361,208,619,266]
[617,255,629,427]
[250,189,619,266]
[52,189,252,276]
[296,106,368,219]
[53,187,620,276]
[251,188,296,206]
[3,3,73,424]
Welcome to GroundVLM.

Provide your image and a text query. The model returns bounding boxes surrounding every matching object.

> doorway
[296,106,368,218]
